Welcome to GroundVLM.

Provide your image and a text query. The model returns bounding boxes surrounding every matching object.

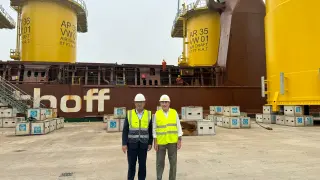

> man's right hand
[122,145,127,154]
[154,140,158,151]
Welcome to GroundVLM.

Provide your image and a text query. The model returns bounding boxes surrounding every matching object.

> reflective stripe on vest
[127,109,151,143]
[155,108,178,145]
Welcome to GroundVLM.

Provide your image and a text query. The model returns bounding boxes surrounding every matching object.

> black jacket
[122,116,153,149]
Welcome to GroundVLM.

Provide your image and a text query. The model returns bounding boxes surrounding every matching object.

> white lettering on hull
[33,88,111,113]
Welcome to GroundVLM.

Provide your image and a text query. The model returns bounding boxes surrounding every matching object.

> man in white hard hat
[153,94,183,180]
[122,93,153,180]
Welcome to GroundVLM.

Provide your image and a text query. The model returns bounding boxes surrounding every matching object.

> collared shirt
[152,109,183,138]
[135,109,144,120]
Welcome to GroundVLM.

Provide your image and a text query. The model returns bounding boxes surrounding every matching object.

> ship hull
[16,84,264,119]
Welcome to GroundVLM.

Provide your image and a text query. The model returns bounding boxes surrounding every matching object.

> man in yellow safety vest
[153,94,183,180]
[122,93,153,180]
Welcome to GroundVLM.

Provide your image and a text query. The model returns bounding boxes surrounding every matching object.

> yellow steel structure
[186,10,220,67]
[171,0,221,67]
[263,0,320,111]
[9,0,88,63]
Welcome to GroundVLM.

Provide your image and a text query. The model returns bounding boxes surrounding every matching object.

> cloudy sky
[0,0,265,65]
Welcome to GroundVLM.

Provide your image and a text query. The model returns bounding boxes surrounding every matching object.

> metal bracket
[280,72,285,95]
[261,76,265,97]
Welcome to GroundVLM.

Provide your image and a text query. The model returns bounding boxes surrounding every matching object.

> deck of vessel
[0,122,319,180]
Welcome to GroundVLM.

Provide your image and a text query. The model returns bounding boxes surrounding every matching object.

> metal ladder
[0,77,45,113]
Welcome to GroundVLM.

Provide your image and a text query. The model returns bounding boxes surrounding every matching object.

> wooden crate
[181,121,198,136]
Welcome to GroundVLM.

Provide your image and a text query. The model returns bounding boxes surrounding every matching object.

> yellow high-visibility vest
[155,108,178,145]
[127,109,151,143]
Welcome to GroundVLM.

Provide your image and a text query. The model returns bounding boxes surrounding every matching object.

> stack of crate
[0,107,24,128]
[217,106,251,129]
[257,105,278,124]
[15,108,63,136]
[181,106,215,136]
[281,105,313,127]
[106,107,126,133]
[207,106,224,125]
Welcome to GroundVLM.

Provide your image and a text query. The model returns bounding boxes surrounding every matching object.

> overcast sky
[0,0,265,65]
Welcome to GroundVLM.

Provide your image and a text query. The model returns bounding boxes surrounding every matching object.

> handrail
[70,0,88,16]
[0,76,46,108]
[0,5,16,27]
[172,0,208,33]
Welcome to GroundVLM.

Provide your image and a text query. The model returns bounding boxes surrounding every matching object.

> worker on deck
[122,93,153,180]
[176,75,183,85]
[162,59,166,71]
[153,94,183,180]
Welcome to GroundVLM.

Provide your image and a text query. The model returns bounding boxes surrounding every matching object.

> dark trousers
[127,143,148,180]
[156,143,177,180]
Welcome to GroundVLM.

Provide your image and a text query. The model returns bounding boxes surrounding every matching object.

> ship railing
[71,0,88,16]
[172,0,208,32]
[0,5,16,27]
[0,76,46,109]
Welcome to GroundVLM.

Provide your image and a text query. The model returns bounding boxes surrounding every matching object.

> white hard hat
[134,93,146,102]
[159,94,170,102]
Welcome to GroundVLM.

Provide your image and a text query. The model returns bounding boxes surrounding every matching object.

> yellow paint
[185,10,220,66]
[265,0,320,107]
[21,0,77,63]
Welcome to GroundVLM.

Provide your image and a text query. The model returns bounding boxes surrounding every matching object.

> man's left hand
[148,145,152,151]
[177,140,182,150]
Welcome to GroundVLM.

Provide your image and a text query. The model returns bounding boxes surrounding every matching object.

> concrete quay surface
[0,122,320,180]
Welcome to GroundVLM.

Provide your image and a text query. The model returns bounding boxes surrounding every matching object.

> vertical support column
[123,68,126,85]
[110,68,114,84]
[135,68,137,86]
[98,66,101,85]
[169,68,171,85]
[16,65,21,84]
[85,66,88,85]
[200,68,204,86]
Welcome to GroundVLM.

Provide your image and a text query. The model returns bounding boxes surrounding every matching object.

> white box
[276,115,285,125]
[285,116,296,126]
[255,114,263,123]
[49,119,57,132]
[284,106,303,116]
[263,105,277,114]
[114,107,126,118]
[2,117,17,128]
[223,106,240,117]
[0,108,15,118]
[209,106,223,115]
[120,119,125,132]
[197,120,215,135]
[240,117,251,128]
[107,119,120,132]
[181,106,203,120]
[31,120,50,135]
[304,116,314,126]
[60,117,65,128]
[15,122,31,136]
[52,109,58,118]
[263,114,276,124]
[207,115,217,125]
[295,116,305,127]
[103,114,114,123]
[56,118,61,129]
[217,116,223,127]
[16,117,25,122]
[223,117,240,129]
[45,109,53,119]
[27,108,48,120]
